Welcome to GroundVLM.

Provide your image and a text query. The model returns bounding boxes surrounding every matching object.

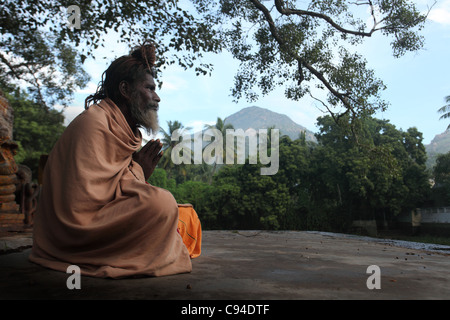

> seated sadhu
[29,42,201,278]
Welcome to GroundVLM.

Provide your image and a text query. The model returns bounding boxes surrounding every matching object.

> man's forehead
[139,72,155,85]
[130,73,155,88]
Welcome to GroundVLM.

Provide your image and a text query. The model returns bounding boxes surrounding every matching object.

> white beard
[130,94,159,136]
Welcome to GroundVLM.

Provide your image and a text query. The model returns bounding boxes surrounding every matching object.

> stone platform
[0,230,449,302]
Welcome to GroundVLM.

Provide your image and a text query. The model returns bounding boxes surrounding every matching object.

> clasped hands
[133,139,163,181]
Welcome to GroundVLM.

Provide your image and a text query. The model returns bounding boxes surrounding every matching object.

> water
[308,231,450,254]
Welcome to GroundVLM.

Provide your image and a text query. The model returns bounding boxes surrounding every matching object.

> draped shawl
[29,99,192,278]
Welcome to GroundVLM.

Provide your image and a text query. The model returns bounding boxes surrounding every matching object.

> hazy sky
[65,0,450,145]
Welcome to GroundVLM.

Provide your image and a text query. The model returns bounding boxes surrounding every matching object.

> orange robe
[29,98,200,278]
[177,204,202,259]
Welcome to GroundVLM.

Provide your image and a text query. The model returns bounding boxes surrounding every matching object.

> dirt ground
[1,230,449,303]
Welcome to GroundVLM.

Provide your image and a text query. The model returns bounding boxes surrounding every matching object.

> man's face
[129,72,160,135]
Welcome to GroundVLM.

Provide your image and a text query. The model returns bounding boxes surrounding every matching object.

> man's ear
[119,81,131,100]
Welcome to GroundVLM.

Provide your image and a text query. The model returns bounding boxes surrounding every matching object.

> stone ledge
[0,233,32,254]
[0,230,450,300]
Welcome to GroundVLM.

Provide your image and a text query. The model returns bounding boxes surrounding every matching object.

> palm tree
[438,95,450,130]
[204,117,234,184]
[159,120,192,179]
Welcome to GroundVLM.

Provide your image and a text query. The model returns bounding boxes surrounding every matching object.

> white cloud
[160,75,188,92]
[427,0,450,25]
[76,81,99,94]
[428,8,450,25]
[62,104,84,126]
[185,120,216,133]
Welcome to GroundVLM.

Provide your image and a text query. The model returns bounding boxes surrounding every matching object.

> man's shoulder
[68,104,108,131]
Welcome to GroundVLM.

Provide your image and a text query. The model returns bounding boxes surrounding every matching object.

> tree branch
[273,0,376,37]
[0,52,22,80]
[367,0,378,31]
[249,0,355,116]
[24,64,46,107]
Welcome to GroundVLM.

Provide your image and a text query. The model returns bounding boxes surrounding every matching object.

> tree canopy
[1,0,432,119]
[192,0,431,125]
[0,0,221,107]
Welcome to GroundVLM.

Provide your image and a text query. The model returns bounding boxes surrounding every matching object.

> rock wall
[0,91,20,216]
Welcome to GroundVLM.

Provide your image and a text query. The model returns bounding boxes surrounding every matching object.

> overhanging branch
[0,52,22,80]
[249,0,356,116]
[273,0,377,37]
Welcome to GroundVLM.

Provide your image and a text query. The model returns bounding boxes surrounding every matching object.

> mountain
[223,106,317,142]
[425,129,450,168]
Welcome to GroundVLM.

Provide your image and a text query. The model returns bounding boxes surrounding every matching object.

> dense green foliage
[4,87,66,180]
[149,115,432,231]
[431,152,450,206]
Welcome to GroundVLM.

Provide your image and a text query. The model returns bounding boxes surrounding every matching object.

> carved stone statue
[0,90,40,226]
[0,90,20,215]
